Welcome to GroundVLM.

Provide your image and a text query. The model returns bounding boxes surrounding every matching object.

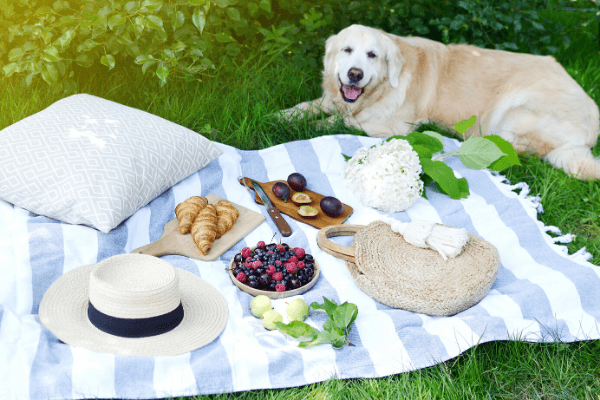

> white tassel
[381,218,470,260]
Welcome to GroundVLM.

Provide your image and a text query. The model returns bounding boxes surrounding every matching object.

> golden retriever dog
[278,24,600,180]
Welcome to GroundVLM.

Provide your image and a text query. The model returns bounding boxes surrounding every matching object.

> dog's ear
[383,34,404,88]
[323,33,338,72]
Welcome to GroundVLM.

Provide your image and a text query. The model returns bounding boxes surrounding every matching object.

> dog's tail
[544,144,600,180]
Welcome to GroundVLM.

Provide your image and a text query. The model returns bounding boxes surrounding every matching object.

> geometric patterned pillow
[0,94,223,233]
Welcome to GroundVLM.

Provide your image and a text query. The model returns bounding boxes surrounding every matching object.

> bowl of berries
[228,240,320,299]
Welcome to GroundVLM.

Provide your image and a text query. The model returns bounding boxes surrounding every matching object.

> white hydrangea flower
[342,139,424,212]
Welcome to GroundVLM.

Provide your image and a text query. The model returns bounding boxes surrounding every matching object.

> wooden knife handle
[268,207,292,237]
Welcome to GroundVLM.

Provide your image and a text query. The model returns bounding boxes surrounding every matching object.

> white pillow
[0,94,223,233]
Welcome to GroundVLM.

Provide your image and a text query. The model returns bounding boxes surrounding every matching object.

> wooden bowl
[228,246,320,299]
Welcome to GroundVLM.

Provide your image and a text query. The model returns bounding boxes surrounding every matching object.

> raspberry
[297,261,306,269]
[257,241,266,249]
[275,260,282,266]
[293,247,305,258]
[275,283,286,292]
[244,261,252,268]
[276,244,285,252]
[288,255,298,263]
[272,272,283,281]
[286,263,297,274]
[241,247,252,259]
[236,272,247,283]
[268,250,274,254]
[266,265,276,275]
[252,260,263,269]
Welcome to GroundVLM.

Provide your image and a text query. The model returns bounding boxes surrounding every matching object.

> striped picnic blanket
[1,134,599,400]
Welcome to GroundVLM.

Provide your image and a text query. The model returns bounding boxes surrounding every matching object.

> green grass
[2,11,600,400]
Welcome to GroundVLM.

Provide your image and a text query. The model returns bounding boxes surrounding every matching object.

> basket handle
[317,224,363,263]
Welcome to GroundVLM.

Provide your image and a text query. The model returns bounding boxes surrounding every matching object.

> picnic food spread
[228,239,319,299]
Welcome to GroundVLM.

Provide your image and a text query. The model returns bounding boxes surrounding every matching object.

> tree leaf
[41,46,60,62]
[156,65,169,83]
[124,1,139,14]
[275,320,319,341]
[146,15,163,29]
[226,7,240,21]
[108,14,125,30]
[259,0,271,12]
[8,47,25,62]
[332,302,358,331]
[421,159,460,199]
[192,9,205,33]
[173,10,185,30]
[215,33,236,43]
[453,115,477,135]
[310,297,338,320]
[458,137,505,169]
[100,54,115,69]
[40,63,58,84]
[142,60,157,74]
[141,0,163,12]
[3,62,19,77]
[482,135,521,171]
[75,54,93,67]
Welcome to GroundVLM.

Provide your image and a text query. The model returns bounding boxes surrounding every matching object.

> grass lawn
[1,7,600,400]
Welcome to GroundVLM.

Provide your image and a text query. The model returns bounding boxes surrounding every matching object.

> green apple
[250,295,272,318]
[261,310,283,330]
[286,298,309,322]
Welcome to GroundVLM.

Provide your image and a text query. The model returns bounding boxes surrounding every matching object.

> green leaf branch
[343,115,521,201]
[275,297,358,349]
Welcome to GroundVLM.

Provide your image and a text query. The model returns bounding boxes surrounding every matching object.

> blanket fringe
[488,170,593,263]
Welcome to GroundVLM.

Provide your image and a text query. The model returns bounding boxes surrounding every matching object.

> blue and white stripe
[0,135,598,400]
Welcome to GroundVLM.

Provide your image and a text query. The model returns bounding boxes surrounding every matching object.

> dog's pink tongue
[342,85,361,100]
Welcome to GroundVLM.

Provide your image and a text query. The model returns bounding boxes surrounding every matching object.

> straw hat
[39,254,228,357]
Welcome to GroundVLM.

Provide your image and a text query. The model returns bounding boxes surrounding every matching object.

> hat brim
[39,263,229,357]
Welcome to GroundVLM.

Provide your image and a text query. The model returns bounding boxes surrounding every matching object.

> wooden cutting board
[239,177,353,230]
[130,194,265,261]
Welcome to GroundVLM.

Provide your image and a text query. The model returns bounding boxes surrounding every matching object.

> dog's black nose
[348,68,363,82]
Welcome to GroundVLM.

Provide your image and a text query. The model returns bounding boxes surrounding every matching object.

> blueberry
[233,268,242,276]
[249,280,259,289]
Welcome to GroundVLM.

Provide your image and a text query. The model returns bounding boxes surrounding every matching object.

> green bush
[0,0,286,92]
[2,0,597,91]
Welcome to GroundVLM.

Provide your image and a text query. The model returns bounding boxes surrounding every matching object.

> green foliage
[2,0,597,91]
[383,116,521,200]
[275,297,358,349]
[0,0,281,91]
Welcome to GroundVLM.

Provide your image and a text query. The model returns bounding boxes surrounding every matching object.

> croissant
[215,200,240,239]
[191,204,218,255]
[174,196,208,234]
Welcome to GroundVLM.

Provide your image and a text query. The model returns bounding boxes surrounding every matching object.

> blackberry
[234,253,242,263]
[304,254,314,263]
[290,278,301,289]
[259,273,270,286]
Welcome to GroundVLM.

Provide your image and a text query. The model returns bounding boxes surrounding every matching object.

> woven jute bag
[317,221,501,316]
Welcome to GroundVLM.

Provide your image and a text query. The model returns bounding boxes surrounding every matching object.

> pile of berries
[231,241,316,293]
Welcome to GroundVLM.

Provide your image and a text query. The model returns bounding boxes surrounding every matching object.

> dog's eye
[343,47,353,53]
[367,51,377,59]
